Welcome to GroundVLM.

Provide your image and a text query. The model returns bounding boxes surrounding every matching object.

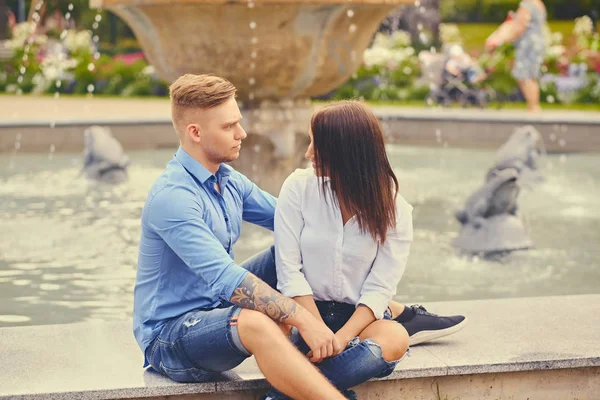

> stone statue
[453,125,546,253]
[485,125,545,186]
[453,168,533,253]
[82,126,130,184]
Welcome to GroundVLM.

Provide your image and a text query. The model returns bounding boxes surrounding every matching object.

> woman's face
[305,128,316,170]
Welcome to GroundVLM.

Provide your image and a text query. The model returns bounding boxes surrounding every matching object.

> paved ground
[2,95,600,125]
[1,295,598,399]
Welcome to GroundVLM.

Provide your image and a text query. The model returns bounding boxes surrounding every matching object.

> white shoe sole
[408,317,468,346]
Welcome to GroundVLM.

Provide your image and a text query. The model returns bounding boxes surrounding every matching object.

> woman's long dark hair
[311,100,399,244]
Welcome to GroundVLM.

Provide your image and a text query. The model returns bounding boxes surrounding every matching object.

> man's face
[194,96,247,164]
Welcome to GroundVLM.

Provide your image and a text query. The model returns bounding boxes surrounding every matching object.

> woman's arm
[357,199,413,321]
[334,305,376,352]
[274,171,313,298]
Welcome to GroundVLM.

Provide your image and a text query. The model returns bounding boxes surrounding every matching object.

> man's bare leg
[237,309,344,400]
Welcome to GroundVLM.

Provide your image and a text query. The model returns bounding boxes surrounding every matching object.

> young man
[133,74,465,399]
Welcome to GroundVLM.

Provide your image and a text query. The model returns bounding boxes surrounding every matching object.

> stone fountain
[89,0,412,193]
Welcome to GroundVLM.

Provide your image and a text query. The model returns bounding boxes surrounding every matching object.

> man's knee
[360,320,409,362]
[237,309,286,349]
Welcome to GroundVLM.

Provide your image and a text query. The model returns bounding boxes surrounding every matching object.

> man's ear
[186,123,202,144]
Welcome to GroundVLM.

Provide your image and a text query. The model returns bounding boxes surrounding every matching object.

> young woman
[271,100,465,398]
[486,0,547,112]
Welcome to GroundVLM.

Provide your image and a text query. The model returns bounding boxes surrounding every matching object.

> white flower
[40,53,77,81]
[64,30,94,54]
[390,30,411,47]
[363,47,393,68]
[142,65,156,76]
[573,16,593,37]
[440,23,462,45]
[6,22,48,50]
[551,32,563,45]
[546,45,566,59]
[372,33,393,50]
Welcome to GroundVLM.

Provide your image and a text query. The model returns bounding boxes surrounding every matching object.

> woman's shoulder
[284,167,317,185]
[395,192,414,216]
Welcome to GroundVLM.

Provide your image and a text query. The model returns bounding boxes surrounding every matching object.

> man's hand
[333,330,353,356]
[296,311,342,363]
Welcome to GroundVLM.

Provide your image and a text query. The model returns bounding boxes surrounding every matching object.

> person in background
[486,0,547,113]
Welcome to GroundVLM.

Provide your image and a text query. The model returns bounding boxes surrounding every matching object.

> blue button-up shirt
[133,148,276,365]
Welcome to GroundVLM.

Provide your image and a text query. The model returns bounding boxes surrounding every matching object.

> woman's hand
[333,330,354,355]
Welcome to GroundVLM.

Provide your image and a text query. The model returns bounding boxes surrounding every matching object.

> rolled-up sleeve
[146,185,249,301]
[274,172,313,298]
[358,199,413,319]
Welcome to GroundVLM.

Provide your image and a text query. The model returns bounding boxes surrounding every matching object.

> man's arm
[230,273,299,323]
[230,273,342,362]
[238,172,277,231]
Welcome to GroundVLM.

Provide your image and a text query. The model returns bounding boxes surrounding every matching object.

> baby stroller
[424,45,491,108]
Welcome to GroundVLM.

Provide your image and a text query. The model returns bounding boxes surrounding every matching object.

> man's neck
[181,145,220,175]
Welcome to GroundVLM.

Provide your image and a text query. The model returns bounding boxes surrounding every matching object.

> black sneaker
[397,305,467,346]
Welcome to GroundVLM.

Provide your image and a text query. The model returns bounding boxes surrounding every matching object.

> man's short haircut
[169,74,237,135]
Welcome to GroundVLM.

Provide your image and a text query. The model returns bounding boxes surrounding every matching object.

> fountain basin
[90,0,412,101]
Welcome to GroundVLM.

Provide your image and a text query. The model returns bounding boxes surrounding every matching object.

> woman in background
[486,0,547,112]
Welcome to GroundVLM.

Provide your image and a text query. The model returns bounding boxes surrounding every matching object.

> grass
[355,99,600,112]
[457,20,576,53]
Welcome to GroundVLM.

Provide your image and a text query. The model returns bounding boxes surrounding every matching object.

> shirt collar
[175,147,231,184]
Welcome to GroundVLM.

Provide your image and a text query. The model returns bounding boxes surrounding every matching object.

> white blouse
[274,168,413,320]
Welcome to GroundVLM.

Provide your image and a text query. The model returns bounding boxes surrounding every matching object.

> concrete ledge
[1,295,599,399]
[1,96,599,153]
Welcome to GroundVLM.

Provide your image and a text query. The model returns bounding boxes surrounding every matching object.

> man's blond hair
[169,74,237,136]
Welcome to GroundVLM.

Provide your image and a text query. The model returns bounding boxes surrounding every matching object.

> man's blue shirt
[133,147,276,366]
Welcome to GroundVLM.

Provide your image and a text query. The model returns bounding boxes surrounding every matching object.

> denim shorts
[145,305,251,383]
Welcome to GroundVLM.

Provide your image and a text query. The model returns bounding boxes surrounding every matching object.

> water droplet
[251,37,258,45]
[68,3,74,10]
[249,21,257,30]
[22,54,28,61]
[17,76,24,83]
[95,14,102,22]
[546,95,555,103]
[249,77,256,85]
[93,35,99,43]
[349,24,357,33]
[347,9,354,18]
[87,63,95,71]
[92,22,99,30]
[87,84,95,93]
[65,12,71,19]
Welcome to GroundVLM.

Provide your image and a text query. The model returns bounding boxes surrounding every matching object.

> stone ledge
[1,295,599,399]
